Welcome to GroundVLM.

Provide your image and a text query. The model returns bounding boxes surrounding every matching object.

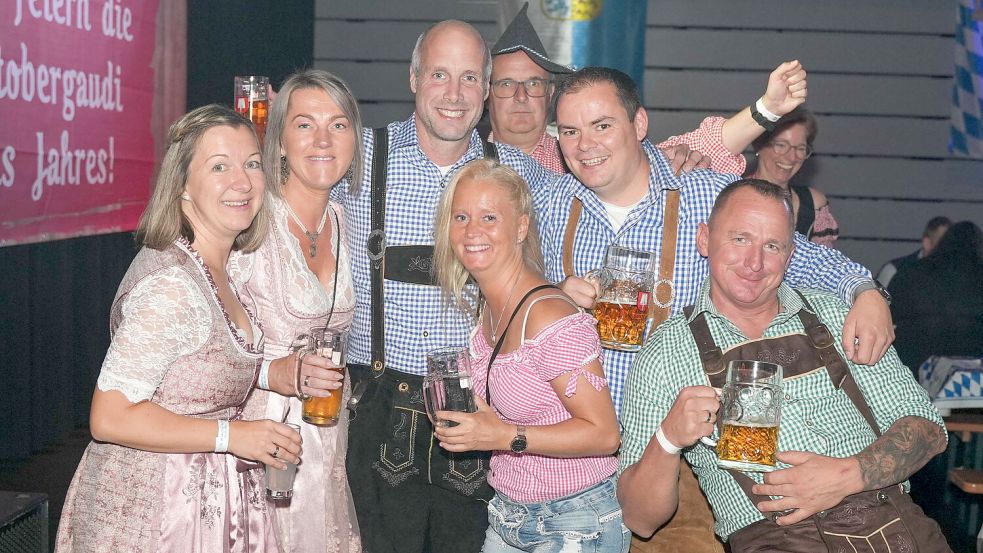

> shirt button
[805,419,813,427]
[422,330,429,337]
[784,393,791,401]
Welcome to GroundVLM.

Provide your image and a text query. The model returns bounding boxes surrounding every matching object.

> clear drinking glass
[590,245,656,352]
[302,328,347,427]
[423,347,477,427]
[234,75,269,142]
[265,423,301,500]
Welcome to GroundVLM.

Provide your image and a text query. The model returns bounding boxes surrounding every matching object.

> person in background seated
[889,220,983,373]
[876,216,950,287]
[432,159,625,553]
[618,178,950,553]
[56,105,301,552]
[746,106,838,247]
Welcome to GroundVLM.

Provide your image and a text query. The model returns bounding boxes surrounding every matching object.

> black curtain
[0,0,313,461]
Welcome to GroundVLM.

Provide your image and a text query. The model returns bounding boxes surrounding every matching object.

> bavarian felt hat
[491,3,573,75]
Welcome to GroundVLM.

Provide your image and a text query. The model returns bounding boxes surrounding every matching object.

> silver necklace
[283,199,330,257]
[489,270,522,343]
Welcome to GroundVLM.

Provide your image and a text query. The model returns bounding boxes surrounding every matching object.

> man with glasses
[487,3,812,178]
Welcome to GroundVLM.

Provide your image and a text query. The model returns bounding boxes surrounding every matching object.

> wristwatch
[750,102,776,132]
[510,425,528,453]
[853,279,892,305]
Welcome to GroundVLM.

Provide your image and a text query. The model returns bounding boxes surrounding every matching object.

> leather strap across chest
[683,291,880,506]
[562,189,680,329]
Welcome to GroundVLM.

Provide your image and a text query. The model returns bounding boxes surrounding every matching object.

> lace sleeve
[527,313,606,397]
[97,268,212,402]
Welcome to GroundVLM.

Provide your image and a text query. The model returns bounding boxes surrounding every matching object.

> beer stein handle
[422,375,446,428]
[294,348,313,401]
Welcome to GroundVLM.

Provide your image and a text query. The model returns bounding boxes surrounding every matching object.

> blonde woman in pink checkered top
[432,158,628,553]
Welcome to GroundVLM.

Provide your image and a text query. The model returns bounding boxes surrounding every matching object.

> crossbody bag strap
[561,197,583,279]
[485,284,558,407]
[648,188,680,328]
[794,290,881,437]
[368,127,389,377]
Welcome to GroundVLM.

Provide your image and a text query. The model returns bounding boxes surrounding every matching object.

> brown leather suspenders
[562,189,681,329]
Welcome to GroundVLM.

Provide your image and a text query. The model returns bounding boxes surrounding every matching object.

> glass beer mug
[234,75,269,142]
[301,328,347,426]
[589,245,656,352]
[702,360,783,472]
[423,347,477,428]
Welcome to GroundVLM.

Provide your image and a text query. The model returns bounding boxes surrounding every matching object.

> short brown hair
[135,104,270,252]
[752,106,819,152]
[709,178,794,234]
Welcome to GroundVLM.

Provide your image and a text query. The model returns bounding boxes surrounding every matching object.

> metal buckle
[367,229,387,262]
[653,278,675,309]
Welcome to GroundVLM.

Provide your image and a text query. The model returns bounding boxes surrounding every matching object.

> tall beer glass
[591,245,656,351]
[302,328,347,426]
[702,360,783,472]
[423,347,477,428]
[234,75,269,142]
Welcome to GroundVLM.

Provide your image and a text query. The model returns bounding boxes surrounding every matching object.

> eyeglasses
[768,140,814,160]
[491,77,550,98]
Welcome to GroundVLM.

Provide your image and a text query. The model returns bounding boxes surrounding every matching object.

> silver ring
[705,411,712,424]
[272,445,280,458]
[303,375,311,388]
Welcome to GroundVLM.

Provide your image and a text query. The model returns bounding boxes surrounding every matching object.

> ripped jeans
[482,475,630,553]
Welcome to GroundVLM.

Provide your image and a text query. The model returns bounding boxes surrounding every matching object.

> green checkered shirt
[619,280,945,540]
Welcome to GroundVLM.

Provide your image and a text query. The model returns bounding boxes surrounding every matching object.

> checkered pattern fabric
[619,282,945,539]
[537,140,872,416]
[336,116,558,375]
[950,0,983,157]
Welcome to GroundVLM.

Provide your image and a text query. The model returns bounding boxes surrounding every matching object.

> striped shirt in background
[536,139,872,416]
[471,311,619,502]
[619,282,945,539]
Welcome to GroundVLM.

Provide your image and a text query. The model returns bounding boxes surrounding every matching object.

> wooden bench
[950,468,983,495]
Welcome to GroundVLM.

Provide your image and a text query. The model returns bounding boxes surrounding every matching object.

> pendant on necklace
[307,234,318,258]
[309,243,317,257]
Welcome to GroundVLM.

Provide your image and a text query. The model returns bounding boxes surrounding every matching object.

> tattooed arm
[749,416,946,525]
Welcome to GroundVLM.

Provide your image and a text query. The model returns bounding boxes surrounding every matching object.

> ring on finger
[705,411,712,424]
[272,445,280,458]
[303,375,311,388]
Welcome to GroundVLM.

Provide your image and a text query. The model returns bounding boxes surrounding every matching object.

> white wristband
[258,359,272,390]
[755,97,781,122]
[215,419,230,453]
[655,425,683,455]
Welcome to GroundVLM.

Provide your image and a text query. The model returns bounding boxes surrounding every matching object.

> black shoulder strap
[482,139,499,163]
[368,127,389,376]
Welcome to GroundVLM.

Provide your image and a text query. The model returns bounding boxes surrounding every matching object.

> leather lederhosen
[683,292,951,553]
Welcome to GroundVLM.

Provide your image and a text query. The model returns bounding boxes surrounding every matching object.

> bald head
[411,20,492,84]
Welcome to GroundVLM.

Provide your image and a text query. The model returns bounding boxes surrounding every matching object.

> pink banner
[0,0,160,246]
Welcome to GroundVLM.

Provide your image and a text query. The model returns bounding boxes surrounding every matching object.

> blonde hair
[433,158,544,313]
[264,69,365,197]
[135,104,270,252]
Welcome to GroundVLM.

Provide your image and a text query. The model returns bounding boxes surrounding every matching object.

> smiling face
[556,81,649,204]
[697,187,795,318]
[448,177,528,279]
[488,50,551,149]
[280,87,356,193]
[182,125,265,244]
[755,122,809,186]
[410,23,488,149]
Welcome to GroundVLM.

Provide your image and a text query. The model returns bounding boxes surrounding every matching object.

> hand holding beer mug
[266,423,301,500]
[300,328,347,426]
[588,245,657,351]
[701,361,783,472]
[234,75,269,142]
[423,347,477,428]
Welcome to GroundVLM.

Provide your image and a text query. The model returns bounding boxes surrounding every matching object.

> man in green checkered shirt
[618,179,949,550]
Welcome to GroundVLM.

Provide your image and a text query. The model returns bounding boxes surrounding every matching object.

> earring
[280,155,289,184]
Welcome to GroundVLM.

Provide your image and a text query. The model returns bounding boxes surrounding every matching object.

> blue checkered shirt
[536,139,872,417]
[336,115,558,375]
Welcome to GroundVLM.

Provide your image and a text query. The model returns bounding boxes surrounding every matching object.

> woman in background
[432,159,626,553]
[56,104,300,552]
[231,69,363,552]
[747,106,839,247]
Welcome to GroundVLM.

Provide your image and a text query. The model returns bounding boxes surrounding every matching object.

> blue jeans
[482,475,630,553]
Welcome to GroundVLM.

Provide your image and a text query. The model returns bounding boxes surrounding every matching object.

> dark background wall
[0,0,314,463]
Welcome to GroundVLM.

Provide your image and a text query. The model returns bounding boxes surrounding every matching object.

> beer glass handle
[582,268,601,282]
[294,349,313,401]
[422,378,446,428]
[700,436,717,448]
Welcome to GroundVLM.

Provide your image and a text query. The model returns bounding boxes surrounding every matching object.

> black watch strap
[750,103,776,131]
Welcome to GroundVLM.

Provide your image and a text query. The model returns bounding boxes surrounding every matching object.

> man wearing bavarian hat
[487,2,573,172]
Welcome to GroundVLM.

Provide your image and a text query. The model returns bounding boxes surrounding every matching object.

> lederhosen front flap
[380,138,500,286]
[683,290,881,508]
